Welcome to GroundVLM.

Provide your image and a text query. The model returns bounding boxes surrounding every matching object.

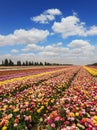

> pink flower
[64,121,70,125]
[54,116,60,121]
[51,123,56,128]
[86,128,91,130]
[24,116,29,121]
[47,119,52,124]
[14,123,18,127]
[61,128,67,130]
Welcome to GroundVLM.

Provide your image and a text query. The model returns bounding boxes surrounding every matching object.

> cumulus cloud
[11,49,19,53]
[87,26,97,35]
[22,44,44,52]
[68,39,94,49]
[44,43,69,53]
[0,28,49,46]
[31,8,62,24]
[22,42,69,54]
[68,40,95,59]
[0,40,97,65]
[52,15,97,38]
[39,40,96,65]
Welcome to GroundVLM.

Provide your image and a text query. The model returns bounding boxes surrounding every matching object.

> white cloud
[31,8,62,24]
[0,28,49,46]
[68,39,94,49]
[38,40,96,65]
[52,15,97,38]
[39,51,58,56]
[0,40,97,65]
[68,40,95,59]
[44,43,69,53]
[46,9,62,15]
[87,26,97,35]
[22,42,69,54]
[22,44,44,52]
[3,39,95,65]
[11,49,19,53]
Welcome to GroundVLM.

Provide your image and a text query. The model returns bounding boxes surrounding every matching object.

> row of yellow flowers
[84,66,97,77]
[0,68,66,86]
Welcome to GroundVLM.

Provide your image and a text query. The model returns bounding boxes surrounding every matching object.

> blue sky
[0,0,97,65]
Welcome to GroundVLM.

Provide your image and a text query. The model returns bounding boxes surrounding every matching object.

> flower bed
[0,67,80,130]
[0,67,65,81]
[0,68,69,98]
[42,68,97,130]
[84,66,97,77]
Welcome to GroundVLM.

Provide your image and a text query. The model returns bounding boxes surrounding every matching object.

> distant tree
[44,62,47,66]
[31,61,34,66]
[44,62,51,66]
[39,62,43,66]
[17,60,21,66]
[9,59,14,66]
[26,61,28,66]
[22,62,26,66]
[2,60,4,66]
[34,62,39,66]
[29,61,32,66]
[4,59,9,66]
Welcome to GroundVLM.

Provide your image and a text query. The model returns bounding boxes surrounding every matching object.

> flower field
[0,66,97,130]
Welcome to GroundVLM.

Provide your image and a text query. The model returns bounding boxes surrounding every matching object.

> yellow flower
[95,95,97,99]
[13,108,19,112]
[4,105,7,109]
[94,116,97,121]
[44,102,48,106]
[51,99,55,103]
[41,106,44,109]
[2,126,7,130]
[75,112,79,116]
[93,116,97,125]
[69,112,75,117]
[37,109,41,113]
[29,115,32,120]
[39,118,43,122]
[25,102,29,105]
[77,123,85,129]
[37,99,42,103]
[76,107,79,111]
[93,120,97,126]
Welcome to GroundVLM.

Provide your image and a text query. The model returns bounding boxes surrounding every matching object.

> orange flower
[81,118,88,122]
[50,111,58,118]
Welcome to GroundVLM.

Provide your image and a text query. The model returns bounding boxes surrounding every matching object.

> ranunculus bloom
[51,123,56,128]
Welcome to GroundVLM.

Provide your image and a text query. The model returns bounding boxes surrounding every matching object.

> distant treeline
[87,63,97,66]
[0,58,73,66]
